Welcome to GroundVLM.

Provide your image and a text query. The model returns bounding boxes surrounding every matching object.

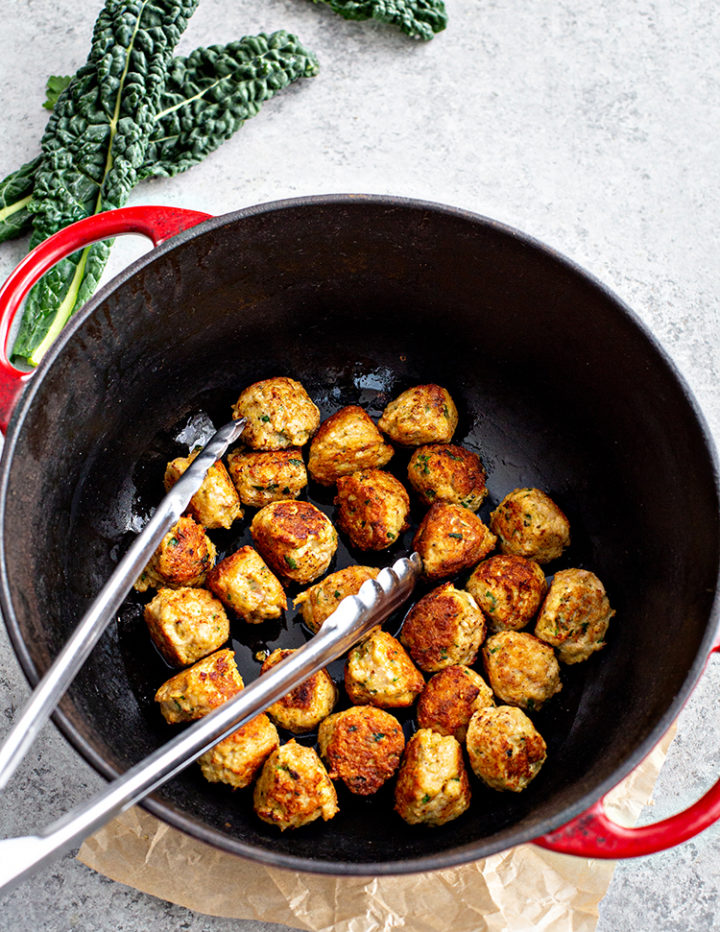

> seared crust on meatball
[260,649,338,734]
[144,587,230,666]
[308,405,394,486]
[379,384,459,446]
[250,500,338,585]
[490,488,570,564]
[345,629,425,708]
[318,706,405,795]
[412,503,497,581]
[206,546,287,624]
[400,582,486,673]
[466,705,547,792]
[226,448,307,508]
[407,443,487,511]
[199,713,279,789]
[334,469,410,551]
[135,516,217,592]
[232,377,320,450]
[164,452,242,530]
[466,554,547,632]
[483,631,562,711]
[294,565,380,633]
[393,729,471,826]
[253,740,339,831]
[534,568,615,664]
[416,665,494,742]
[155,649,244,723]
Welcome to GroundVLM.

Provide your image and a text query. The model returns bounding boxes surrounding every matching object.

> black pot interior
[2,197,718,872]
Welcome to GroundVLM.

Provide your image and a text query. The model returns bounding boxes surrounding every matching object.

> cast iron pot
[0,195,719,873]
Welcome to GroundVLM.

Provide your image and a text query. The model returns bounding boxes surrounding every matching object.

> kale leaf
[12,0,199,367]
[312,0,448,41]
[42,75,73,111]
[0,156,41,245]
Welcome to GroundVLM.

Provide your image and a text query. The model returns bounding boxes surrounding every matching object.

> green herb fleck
[448,532,463,540]
[284,555,298,570]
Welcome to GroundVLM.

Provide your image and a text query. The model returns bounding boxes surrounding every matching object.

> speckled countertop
[0,1,718,929]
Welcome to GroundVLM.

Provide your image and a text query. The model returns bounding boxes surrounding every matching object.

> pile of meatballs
[134,376,615,833]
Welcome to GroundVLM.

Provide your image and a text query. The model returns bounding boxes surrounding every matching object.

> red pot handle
[0,205,212,433]
[534,639,720,858]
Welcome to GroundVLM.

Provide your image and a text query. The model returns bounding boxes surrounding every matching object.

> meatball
[260,648,338,734]
[407,443,487,511]
[293,565,380,633]
[154,648,244,724]
[412,502,496,581]
[482,631,562,712]
[400,582,486,673]
[164,451,242,530]
[253,740,339,831]
[378,384,459,446]
[466,705,547,792]
[490,487,570,564]
[466,554,547,633]
[206,546,287,624]
[231,376,320,450]
[226,447,307,508]
[198,713,279,789]
[344,629,425,708]
[334,469,410,551]
[534,568,615,664]
[318,705,405,795]
[134,516,217,592]
[393,729,471,826]
[416,665,494,743]
[307,405,394,486]
[250,500,338,585]
[144,587,230,667]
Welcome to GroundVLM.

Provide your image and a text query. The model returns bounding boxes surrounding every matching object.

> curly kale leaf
[312,0,448,41]
[0,156,41,244]
[142,31,319,179]
[12,0,198,367]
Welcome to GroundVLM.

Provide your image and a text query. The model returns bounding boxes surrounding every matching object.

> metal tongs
[0,419,421,895]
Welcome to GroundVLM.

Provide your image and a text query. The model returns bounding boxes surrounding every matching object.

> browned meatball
[400,582,486,673]
[226,447,308,508]
[144,587,229,666]
[260,648,338,734]
[250,500,338,585]
[416,665,494,743]
[466,554,547,632]
[307,405,394,486]
[379,384,459,446]
[164,452,242,530]
[134,516,217,592]
[253,740,339,831]
[534,568,615,663]
[334,469,410,551]
[198,713,279,789]
[318,705,405,795]
[407,443,487,511]
[154,649,244,724]
[344,629,425,708]
[393,729,471,826]
[466,705,547,792]
[490,487,570,564]
[206,546,287,624]
[412,502,496,580]
[483,631,562,712]
[293,565,380,633]
[232,377,320,450]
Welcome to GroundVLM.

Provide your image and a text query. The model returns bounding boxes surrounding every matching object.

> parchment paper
[77,726,675,931]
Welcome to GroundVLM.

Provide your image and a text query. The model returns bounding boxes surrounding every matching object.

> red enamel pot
[0,197,718,873]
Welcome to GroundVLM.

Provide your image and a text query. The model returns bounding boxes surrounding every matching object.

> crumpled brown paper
[77,727,675,931]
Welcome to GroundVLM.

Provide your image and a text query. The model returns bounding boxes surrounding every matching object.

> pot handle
[0,205,212,433]
[534,640,720,858]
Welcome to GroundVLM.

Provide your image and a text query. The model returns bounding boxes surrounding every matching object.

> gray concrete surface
[0,0,719,929]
